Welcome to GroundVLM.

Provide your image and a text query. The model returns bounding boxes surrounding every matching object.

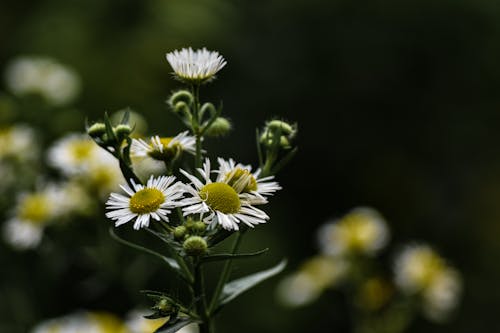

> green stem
[194,260,212,333]
[208,230,245,314]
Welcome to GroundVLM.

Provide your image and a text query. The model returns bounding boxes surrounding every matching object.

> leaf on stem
[109,228,187,280]
[201,248,269,264]
[217,259,287,307]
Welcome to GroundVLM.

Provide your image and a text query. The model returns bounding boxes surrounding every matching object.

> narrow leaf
[218,259,287,307]
[201,248,269,264]
[109,228,185,280]
[154,317,195,333]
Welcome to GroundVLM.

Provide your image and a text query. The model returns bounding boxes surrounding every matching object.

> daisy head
[131,131,196,162]
[47,133,103,175]
[180,158,270,231]
[166,47,226,84]
[216,157,281,202]
[106,175,184,230]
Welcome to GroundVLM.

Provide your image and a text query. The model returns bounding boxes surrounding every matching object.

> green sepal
[103,112,117,143]
[120,107,131,124]
[201,248,269,264]
[109,228,188,282]
[217,259,287,308]
[154,317,196,333]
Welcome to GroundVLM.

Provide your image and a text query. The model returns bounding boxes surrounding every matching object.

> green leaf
[201,248,269,264]
[154,317,195,333]
[103,112,117,142]
[109,228,187,281]
[218,259,287,307]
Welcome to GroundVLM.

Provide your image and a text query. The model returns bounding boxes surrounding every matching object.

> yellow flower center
[18,194,51,223]
[70,140,94,161]
[225,168,257,193]
[199,182,241,214]
[148,137,181,161]
[129,188,165,214]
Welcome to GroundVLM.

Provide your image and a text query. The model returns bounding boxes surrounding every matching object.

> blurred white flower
[318,207,390,257]
[31,311,126,333]
[3,218,44,250]
[5,56,81,106]
[166,47,226,83]
[394,244,462,321]
[0,124,38,161]
[277,256,347,307]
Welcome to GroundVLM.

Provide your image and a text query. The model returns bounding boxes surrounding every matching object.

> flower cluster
[87,47,296,333]
[277,207,462,332]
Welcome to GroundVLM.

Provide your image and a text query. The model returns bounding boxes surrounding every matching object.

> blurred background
[1,0,499,332]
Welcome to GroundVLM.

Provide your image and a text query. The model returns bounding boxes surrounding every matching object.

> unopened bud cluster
[260,119,297,149]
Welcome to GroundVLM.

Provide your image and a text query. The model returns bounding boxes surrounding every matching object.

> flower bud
[260,130,291,149]
[87,122,106,138]
[204,117,232,137]
[168,90,193,108]
[266,120,296,137]
[173,226,187,240]
[183,236,208,256]
[193,221,207,233]
[113,124,132,140]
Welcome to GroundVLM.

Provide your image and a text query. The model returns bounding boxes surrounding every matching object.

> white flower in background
[3,183,74,249]
[31,311,126,333]
[180,159,270,231]
[3,218,44,250]
[394,244,462,321]
[5,56,81,106]
[48,134,103,175]
[125,309,198,333]
[106,176,184,230]
[216,157,281,203]
[277,256,347,307]
[0,125,38,161]
[318,207,390,256]
[166,47,226,83]
[131,131,196,162]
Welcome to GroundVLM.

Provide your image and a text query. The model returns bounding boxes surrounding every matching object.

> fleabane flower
[0,125,38,161]
[318,207,390,257]
[131,131,196,162]
[106,176,184,230]
[5,56,80,106]
[393,244,462,321]
[47,133,104,175]
[179,159,269,231]
[31,311,126,333]
[3,184,68,249]
[166,47,226,83]
[215,157,281,203]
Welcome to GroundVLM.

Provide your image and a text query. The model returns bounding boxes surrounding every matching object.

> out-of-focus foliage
[1,0,499,332]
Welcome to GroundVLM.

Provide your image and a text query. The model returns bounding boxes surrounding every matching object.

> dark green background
[1,0,499,332]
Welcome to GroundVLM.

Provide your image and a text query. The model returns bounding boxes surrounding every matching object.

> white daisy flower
[318,207,390,257]
[393,244,462,321]
[47,133,103,176]
[5,56,81,106]
[3,218,44,250]
[106,175,184,230]
[131,131,196,162]
[0,124,38,161]
[179,159,270,231]
[166,47,226,83]
[215,157,281,203]
[31,311,125,333]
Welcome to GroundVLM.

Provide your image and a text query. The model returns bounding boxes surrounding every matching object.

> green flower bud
[173,226,187,240]
[87,122,106,138]
[183,236,208,256]
[168,90,194,108]
[204,117,232,137]
[266,120,296,136]
[260,130,291,149]
[113,124,132,140]
[193,221,207,233]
